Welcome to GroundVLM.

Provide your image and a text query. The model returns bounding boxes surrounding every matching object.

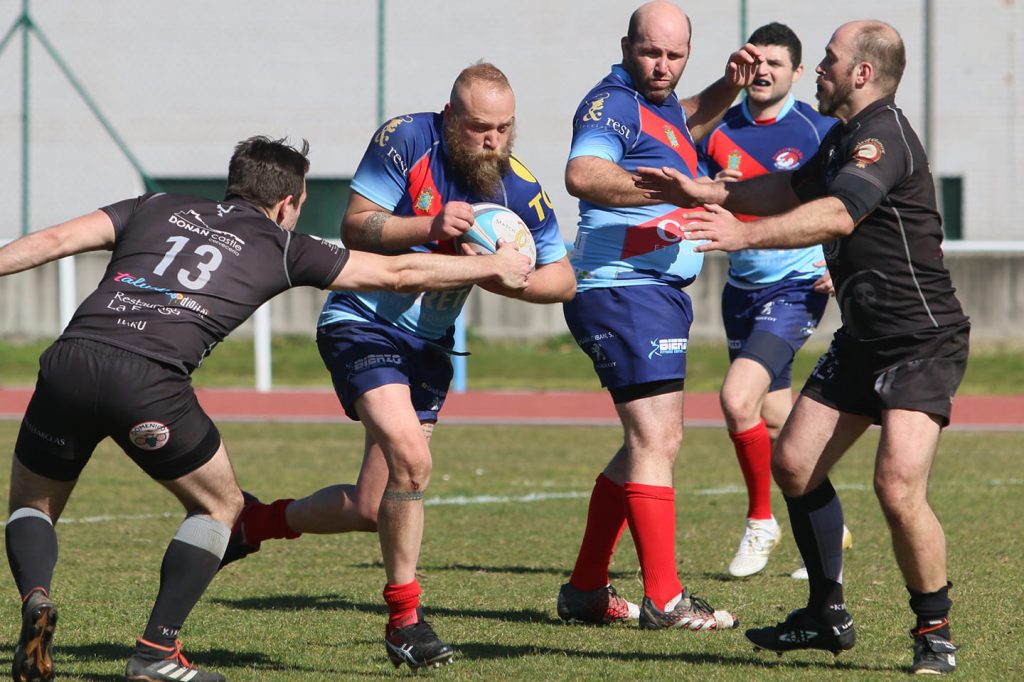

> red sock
[243,498,301,543]
[624,482,682,609]
[569,474,627,591]
[730,420,773,520]
[383,579,421,632]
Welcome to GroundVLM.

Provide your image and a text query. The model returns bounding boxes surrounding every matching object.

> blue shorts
[316,320,454,422]
[722,278,829,391]
[564,285,693,392]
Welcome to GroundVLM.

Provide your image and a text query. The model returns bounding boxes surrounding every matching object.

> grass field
[1,334,1022,394]
[0,421,1019,680]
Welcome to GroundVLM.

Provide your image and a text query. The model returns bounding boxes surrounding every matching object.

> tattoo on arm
[362,211,389,248]
[382,489,425,502]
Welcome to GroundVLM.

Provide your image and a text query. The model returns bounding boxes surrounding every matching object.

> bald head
[621,2,692,104]
[627,1,691,45]
[838,20,906,95]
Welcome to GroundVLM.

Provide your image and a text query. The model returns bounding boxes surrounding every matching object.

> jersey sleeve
[99,193,158,235]
[504,156,567,266]
[828,132,910,224]
[283,233,350,289]
[567,89,638,164]
[350,115,425,210]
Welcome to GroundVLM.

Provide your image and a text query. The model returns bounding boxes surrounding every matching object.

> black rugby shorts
[800,322,970,426]
[16,338,221,481]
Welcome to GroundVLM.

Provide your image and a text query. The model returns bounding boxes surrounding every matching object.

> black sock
[909,582,952,640]
[5,509,58,603]
[784,478,848,626]
[140,516,228,649]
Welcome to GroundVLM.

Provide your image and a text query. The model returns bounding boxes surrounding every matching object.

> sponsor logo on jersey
[510,156,537,183]
[216,203,236,218]
[113,273,210,316]
[582,92,609,122]
[130,421,170,451]
[852,138,885,168]
[374,115,414,147]
[648,337,687,359]
[168,211,245,255]
[415,188,435,213]
[620,207,702,259]
[727,150,742,170]
[773,147,803,170]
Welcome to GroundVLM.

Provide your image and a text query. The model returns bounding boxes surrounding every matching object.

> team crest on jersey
[415,188,435,213]
[852,138,885,168]
[773,147,803,170]
[582,92,609,122]
[727,150,742,170]
[664,126,680,148]
[130,421,170,451]
[374,115,414,147]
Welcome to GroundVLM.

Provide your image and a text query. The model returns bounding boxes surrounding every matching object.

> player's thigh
[720,357,773,410]
[158,440,242,525]
[874,409,943,503]
[615,390,685,456]
[356,384,433,474]
[774,395,873,494]
[761,387,794,437]
[7,457,77,521]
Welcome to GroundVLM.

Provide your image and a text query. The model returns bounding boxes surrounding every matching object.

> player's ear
[792,63,804,84]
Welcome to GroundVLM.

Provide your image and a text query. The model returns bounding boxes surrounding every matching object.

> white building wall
[0,0,1020,241]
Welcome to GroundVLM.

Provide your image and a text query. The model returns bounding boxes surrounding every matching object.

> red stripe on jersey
[620,206,705,259]
[407,155,443,217]
[704,129,771,222]
[638,106,697,176]
[406,154,460,254]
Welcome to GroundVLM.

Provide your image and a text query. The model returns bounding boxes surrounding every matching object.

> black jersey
[61,193,348,373]
[791,96,967,340]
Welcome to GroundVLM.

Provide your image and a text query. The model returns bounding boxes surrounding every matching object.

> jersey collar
[741,94,797,126]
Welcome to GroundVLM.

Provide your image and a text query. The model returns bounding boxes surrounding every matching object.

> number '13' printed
[153,236,223,290]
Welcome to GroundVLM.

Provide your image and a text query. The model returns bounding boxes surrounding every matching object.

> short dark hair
[225,136,310,208]
[748,22,801,67]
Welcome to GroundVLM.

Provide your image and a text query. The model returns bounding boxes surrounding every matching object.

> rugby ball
[459,203,537,268]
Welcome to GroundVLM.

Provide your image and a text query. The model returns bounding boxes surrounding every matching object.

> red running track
[0,387,1021,430]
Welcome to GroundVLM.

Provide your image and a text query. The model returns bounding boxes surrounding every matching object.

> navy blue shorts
[801,322,970,427]
[722,279,829,391]
[564,285,693,392]
[16,338,221,482]
[316,320,454,422]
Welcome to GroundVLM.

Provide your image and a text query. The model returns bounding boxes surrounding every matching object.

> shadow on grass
[0,642,313,680]
[212,593,552,624]
[453,640,892,672]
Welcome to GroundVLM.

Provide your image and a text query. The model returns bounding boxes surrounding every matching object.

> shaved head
[627,1,691,45]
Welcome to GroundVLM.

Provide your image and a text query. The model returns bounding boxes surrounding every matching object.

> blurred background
[1,0,1021,344]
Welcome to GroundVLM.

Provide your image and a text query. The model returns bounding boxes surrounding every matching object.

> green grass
[0,334,1021,394]
[0,422,1019,680]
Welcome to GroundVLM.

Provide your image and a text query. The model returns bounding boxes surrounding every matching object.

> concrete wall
[2,250,1019,344]
[0,1,1022,241]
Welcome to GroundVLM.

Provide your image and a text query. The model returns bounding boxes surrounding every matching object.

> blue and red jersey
[319,111,567,340]
[567,65,706,292]
[698,96,836,288]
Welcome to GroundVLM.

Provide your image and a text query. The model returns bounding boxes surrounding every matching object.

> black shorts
[800,322,970,426]
[15,338,221,482]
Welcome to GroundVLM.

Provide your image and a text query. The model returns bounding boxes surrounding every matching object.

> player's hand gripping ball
[459,203,537,269]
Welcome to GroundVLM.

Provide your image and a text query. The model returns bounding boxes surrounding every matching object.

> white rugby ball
[459,203,537,268]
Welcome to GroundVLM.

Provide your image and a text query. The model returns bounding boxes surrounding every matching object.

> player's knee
[770,451,805,495]
[387,453,433,492]
[720,387,758,424]
[874,473,924,519]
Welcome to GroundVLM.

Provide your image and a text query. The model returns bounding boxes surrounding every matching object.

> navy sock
[784,478,848,625]
[909,582,952,640]
[5,509,58,603]
[141,516,228,649]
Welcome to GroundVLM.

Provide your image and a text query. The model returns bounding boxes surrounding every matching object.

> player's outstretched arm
[0,210,116,277]
[682,43,763,142]
[477,255,576,303]
[329,240,531,294]
[635,165,800,215]
[341,192,474,252]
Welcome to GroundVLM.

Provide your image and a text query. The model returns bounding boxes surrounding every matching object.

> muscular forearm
[566,157,660,208]
[742,197,855,249]
[479,258,576,303]
[719,172,802,215]
[682,77,744,143]
[0,211,114,276]
[342,210,437,252]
